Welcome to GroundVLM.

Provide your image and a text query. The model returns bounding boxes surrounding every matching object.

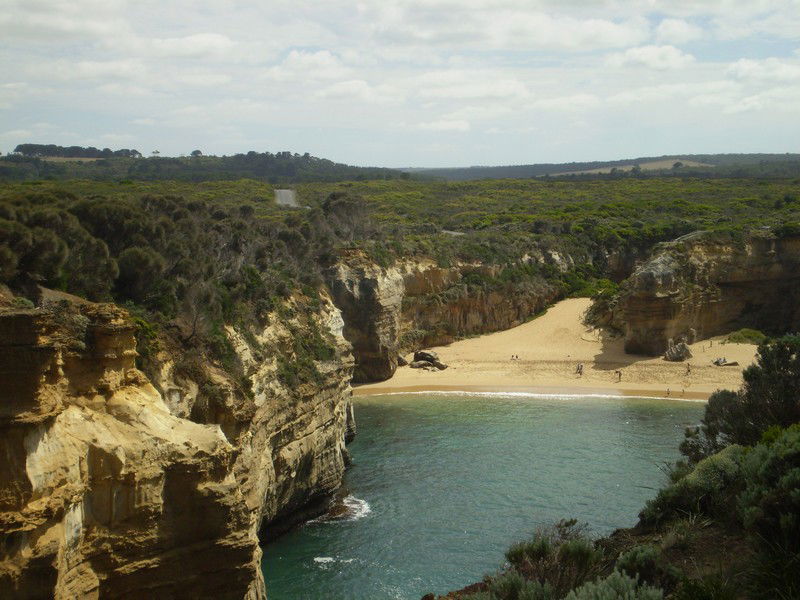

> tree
[680,335,800,462]
[191,149,203,157]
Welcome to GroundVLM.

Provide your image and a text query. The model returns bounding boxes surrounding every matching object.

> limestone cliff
[0,291,355,599]
[327,250,403,383]
[614,231,800,355]
[0,302,262,599]
[327,250,572,383]
[399,261,560,350]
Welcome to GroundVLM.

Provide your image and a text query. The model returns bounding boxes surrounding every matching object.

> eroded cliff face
[327,250,572,383]
[0,291,355,599]
[0,302,262,599]
[616,232,800,355]
[327,251,403,383]
[399,261,560,350]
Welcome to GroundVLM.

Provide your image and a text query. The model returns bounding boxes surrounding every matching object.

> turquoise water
[261,392,702,600]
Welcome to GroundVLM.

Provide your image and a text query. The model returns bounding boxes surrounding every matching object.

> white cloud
[147,33,236,59]
[417,119,471,131]
[315,80,378,101]
[265,50,350,82]
[606,45,695,70]
[655,18,703,44]
[728,58,800,82]
[530,93,601,112]
[416,72,529,100]
[1,0,799,165]
[174,72,232,87]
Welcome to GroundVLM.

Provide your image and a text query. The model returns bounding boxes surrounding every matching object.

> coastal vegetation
[439,336,800,600]
[2,175,799,390]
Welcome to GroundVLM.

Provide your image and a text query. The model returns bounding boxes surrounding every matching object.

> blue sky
[1,0,799,167]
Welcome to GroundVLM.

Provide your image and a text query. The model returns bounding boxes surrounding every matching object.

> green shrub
[483,570,555,600]
[503,521,602,596]
[725,328,767,345]
[737,426,800,599]
[565,571,663,600]
[671,575,738,600]
[640,445,746,526]
[616,545,661,585]
[680,335,800,463]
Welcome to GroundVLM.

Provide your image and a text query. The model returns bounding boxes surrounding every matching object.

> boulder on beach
[664,340,692,361]
[413,350,448,370]
[410,360,437,370]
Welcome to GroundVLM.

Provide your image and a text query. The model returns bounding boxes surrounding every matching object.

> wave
[310,495,372,524]
[366,390,703,402]
[340,495,372,520]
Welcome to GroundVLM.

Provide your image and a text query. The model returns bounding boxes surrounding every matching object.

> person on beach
[576,363,584,376]
[686,363,691,375]
[615,370,622,382]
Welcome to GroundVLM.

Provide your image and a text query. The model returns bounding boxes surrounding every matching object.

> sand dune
[354,298,758,400]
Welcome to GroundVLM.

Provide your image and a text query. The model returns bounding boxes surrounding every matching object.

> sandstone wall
[327,249,578,383]
[0,304,263,599]
[0,292,355,599]
[616,232,800,355]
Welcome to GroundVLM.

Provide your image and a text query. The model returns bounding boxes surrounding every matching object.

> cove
[261,392,703,600]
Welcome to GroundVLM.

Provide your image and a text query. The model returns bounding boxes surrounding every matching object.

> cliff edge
[614,231,800,355]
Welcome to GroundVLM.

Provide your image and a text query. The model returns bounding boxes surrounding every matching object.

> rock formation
[664,340,692,362]
[327,250,403,383]
[0,302,263,598]
[328,253,565,384]
[0,291,355,598]
[615,231,800,355]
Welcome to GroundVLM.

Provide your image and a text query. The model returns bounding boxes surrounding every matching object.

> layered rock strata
[0,303,262,599]
[0,292,355,599]
[328,251,566,383]
[616,231,800,355]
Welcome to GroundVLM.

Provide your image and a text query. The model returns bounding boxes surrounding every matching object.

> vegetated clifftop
[327,247,594,383]
[0,290,354,599]
[611,230,800,355]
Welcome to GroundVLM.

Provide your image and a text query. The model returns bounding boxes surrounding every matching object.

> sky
[1,0,799,168]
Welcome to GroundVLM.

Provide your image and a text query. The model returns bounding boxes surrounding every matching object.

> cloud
[606,45,695,70]
[2,0,799,165]
[728,58,800,82]
[147,33,236,59]
[315,80,376,101]
[265,50,350,82]
[655,18,703,44]
[416,72,529,100]
[0,0,131,41]
[417,119,471,131]
[530,93,601,112]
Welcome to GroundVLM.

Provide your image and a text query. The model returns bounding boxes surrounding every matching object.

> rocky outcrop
[399,262,560,351]
[327,250,403,383]
[615,231,800,355]
[0,303,262,599]
[327,252,565,384]
[0,292,356,598]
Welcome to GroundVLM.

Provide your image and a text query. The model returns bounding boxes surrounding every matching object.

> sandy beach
[354,298,759,400]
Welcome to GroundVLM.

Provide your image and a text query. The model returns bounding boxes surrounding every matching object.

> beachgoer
[686,363,691,375]
[615,370,622,382]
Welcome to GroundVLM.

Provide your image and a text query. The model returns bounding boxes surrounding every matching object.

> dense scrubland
[438,336,800,600]
[407,153,800,180]
[0,146,403,183]
[2,176,799,386]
